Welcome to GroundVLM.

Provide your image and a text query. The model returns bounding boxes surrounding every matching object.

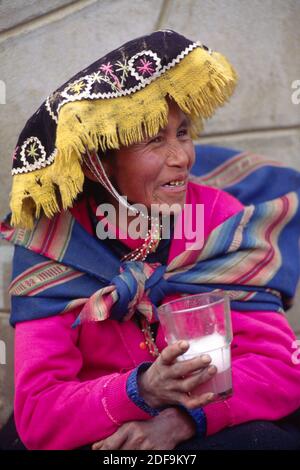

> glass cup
[157,292,233,401]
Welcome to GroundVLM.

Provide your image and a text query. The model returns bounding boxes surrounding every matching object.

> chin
[150,192,186,216]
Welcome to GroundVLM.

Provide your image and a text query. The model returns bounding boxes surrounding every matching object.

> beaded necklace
[121,230,161,358]
[85,150,160,357]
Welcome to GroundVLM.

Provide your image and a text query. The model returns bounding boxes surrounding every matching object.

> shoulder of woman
[186,181,244,232]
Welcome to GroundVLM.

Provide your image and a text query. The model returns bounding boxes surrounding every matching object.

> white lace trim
[12,148,57,175]
[45,95,58,123]
[60,75,93,102]
[128,50,162,82]
[14,41,212,176]
[20,136,46,168]
[55,41,211,114]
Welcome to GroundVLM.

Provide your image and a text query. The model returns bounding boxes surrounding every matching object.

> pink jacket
[13,184,300,449]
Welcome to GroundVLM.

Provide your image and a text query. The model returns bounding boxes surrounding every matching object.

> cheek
[130,153,164,184]
[187,143,196,168]
[114,155,162,197]
[145,162,167,195]
[136,167,163,199]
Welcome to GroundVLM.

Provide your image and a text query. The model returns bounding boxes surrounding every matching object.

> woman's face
[104,101,195,212]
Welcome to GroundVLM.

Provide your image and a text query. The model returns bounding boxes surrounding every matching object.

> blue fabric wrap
[2,145,300,326]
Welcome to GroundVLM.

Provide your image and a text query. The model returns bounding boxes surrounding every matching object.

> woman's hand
[92,407,196,450]
[138,340,217,409]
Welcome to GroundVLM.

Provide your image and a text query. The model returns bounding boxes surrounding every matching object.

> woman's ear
[82,151,114,182]
[101,150,115,179]
[82,158,95,182]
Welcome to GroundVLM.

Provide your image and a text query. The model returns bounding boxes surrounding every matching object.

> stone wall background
[0,0,299,428]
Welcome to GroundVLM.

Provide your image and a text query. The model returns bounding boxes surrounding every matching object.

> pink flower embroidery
[100,62,114,76]
[136,58,155,76]
[99,62,122,90]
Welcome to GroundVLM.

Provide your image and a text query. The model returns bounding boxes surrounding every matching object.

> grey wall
[0,0,300,427]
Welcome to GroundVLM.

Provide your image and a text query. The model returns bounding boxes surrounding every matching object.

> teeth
[165,180,184,186]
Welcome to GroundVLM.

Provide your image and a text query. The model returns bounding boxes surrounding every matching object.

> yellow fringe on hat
[10,47,237,229]
[10,154,84,229]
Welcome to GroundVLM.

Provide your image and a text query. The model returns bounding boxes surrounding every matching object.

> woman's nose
[165,143,190,168]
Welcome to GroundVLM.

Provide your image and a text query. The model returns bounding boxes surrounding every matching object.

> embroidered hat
[10,30,237,229]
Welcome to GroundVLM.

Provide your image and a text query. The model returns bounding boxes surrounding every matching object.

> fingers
[92,428,128,450]
[170,364,217,409]
[141,342,217,410]
[179,364,217,393]
[160,341,190,365]
[180,391,216,409]
[169,354,212,378]
[92,441,103,450]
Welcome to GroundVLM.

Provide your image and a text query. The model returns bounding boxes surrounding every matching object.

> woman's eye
[177,128,188,137]
[149,136,163,144]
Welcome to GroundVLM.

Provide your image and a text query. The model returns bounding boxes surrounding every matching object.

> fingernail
[207,393,215,400]
[201,354,211,364]
[179,341,189,350]
[92,442,102,450]
[208,365,217,375]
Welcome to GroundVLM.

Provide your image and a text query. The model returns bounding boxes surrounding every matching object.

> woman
[1,30,300,450]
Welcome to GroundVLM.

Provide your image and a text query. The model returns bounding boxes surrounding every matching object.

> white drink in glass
[177,332,232,399]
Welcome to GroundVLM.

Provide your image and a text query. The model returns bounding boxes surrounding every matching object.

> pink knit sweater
[13,183,300,449]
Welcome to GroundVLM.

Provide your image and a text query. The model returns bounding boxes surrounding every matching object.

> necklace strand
[85,150,160,357]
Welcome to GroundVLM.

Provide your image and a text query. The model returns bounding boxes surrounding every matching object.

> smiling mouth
[162,180,185,187]
[160,179,187,192]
